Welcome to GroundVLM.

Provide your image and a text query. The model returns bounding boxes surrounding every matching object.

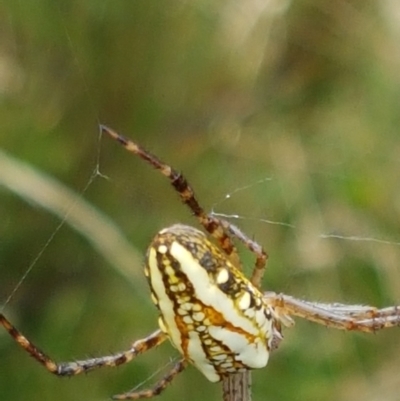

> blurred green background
[1,1,400,400]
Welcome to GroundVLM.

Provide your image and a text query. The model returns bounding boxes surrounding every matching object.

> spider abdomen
[145,224,274,382]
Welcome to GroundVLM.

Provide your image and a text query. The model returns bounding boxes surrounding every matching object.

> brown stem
[222,372,252,401]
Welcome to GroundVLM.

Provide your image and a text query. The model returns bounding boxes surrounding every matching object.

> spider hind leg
[112,359,188,400]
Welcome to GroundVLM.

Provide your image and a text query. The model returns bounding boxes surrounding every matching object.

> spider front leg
[0,313,166,375]
[101,126,239,259]
[102,125,268,286]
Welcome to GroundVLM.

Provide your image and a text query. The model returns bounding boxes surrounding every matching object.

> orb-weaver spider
[1,126,400,400]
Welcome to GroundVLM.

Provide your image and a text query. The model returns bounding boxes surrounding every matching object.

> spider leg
[300,301,400,320]
[264,293,400,333]
[220,219,268,286]
[101,126,237,256]
[112,358,188,400]
[0,313,166,375]
[304,302,400,328]
[101,126,268,286]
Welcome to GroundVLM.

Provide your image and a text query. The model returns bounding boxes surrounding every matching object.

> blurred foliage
[1,1,400,401]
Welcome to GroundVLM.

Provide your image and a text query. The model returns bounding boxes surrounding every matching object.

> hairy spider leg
[264,293,400,333]
[112,359,188,400]
[0,314,166,376]
[101,125,268,287]
[219,219,267,286]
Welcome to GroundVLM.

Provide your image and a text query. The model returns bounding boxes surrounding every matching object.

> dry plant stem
[222,372,252,401]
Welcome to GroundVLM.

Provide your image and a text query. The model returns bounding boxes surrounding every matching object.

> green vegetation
[1,1,399,400]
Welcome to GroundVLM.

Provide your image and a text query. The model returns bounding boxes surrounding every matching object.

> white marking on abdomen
[187,331,220,382]
[169,242,265,336]
[147,247,183,353]
[209,326,269,368]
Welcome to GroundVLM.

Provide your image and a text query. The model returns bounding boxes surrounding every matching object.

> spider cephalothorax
[1,125,399,400]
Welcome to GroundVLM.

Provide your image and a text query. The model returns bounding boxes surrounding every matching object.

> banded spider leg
[0,314,182,399]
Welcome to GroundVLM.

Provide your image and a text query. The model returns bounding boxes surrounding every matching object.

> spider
[1,125,400,400]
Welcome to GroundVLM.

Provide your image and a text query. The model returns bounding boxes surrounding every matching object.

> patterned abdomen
[145,224,275,382]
